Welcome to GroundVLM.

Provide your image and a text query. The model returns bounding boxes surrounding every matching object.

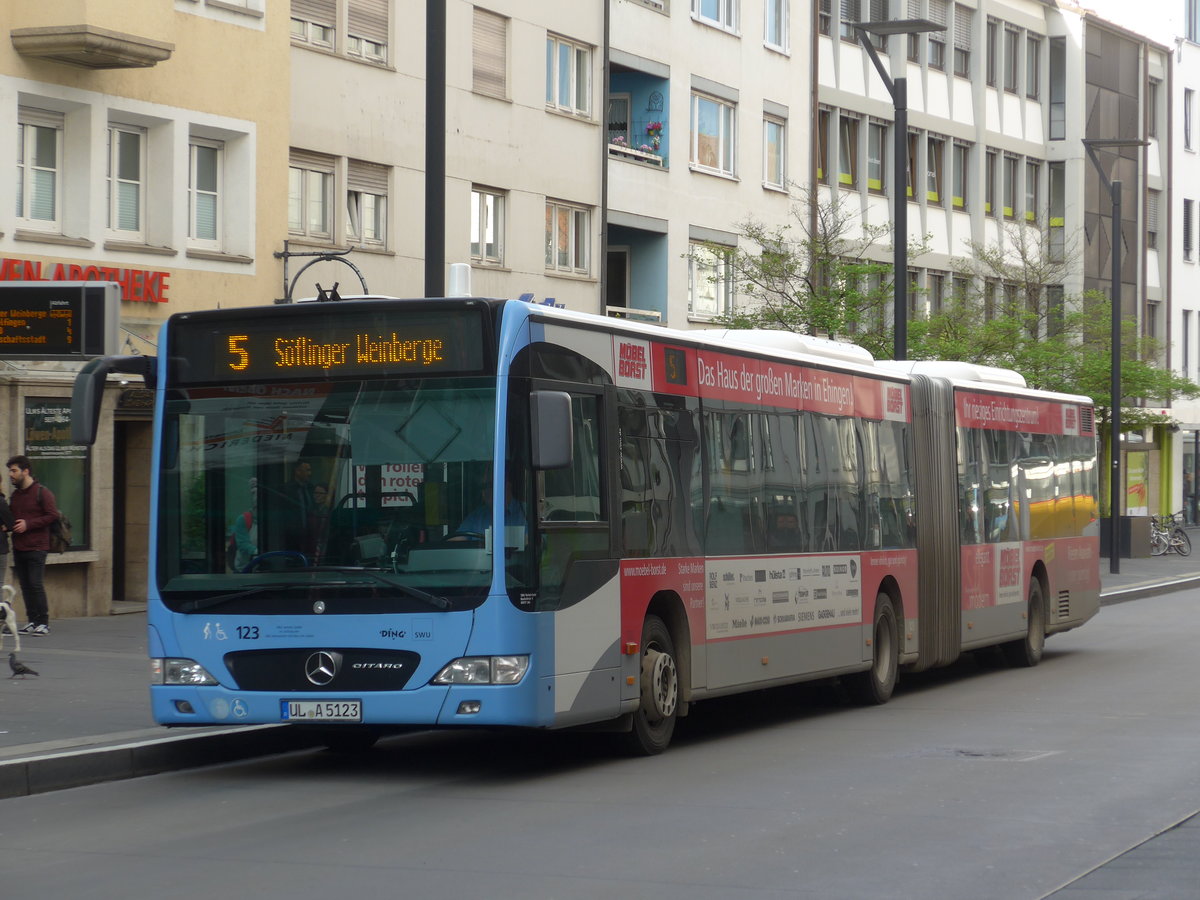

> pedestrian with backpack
[5,455,59,636]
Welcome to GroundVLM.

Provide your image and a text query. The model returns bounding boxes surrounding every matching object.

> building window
[290,0,334,49]
[107,125,145,239]
[1185,310,1193,377]
[1004,26,1020,93]
[983,280,996,321]
[16,109,63,231]
[907,268,920,318]
[473,7,508,99]
[906,0,922,62]
[868,121,887,192]
[985,19,998,86]
[1147,189,1160,251]
[546,34,592,116]
[1148,78,1160,140]
[1185,199,1194,261]
[1002,155,1018,218]
[984,149,996,216]
[1025,159,1040,222]
[1025,35,1040,99]
[346,0,389,62]
[1049,37,1066,140]
[926,135,944,205]
[764,115,786,188]
[689,242,734,318]
[952,141,969,210]
[765,0,788,50]
[346,159,387,247]
[545,199,590,274]
[839,0,860,43]
[288,151,335,241]
[1190,0,1200,44]
[953,4,972,78]
[691,92,737,176]
[907,130,919,199]
[694,0,739,32]
[819,0,831,36]
[838,115,860,187]
[866,0,888,50]
[1047,285,1064,338]
[1049,161,1065,260]
[1187,89,1195,151]
[817,108,831,182]
[928,271,945,314]
[927,0,947,70]
[188,139,222,247]
[470,187,504,265]
[952,275,970,305]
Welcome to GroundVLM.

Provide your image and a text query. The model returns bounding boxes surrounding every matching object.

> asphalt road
[1,588,1197,900]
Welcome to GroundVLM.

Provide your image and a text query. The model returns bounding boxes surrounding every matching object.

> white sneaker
[29,623,49,636]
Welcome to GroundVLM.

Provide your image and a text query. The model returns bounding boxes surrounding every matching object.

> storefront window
[23,397,88,549]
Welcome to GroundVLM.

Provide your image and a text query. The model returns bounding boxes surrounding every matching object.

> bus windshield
[156,375,534,613]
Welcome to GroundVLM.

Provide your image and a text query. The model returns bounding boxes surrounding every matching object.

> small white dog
[0,584,20,653]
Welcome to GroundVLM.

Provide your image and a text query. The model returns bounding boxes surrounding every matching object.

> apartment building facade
[0,0,290,614]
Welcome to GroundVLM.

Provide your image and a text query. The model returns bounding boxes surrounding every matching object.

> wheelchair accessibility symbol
[231,699,249,719]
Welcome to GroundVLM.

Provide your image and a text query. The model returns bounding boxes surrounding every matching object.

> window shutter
[292,0,335,26]
[348,0,388,44]
[1147,190,1159,231]
[928,0,948,28]
[347,159,388,194]
[290,149,336,172]
[473,8,507,98]
[954,4,971,48]
[908,0,922,17]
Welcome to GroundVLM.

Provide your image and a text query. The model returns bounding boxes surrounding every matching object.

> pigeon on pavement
[9,653,38,679]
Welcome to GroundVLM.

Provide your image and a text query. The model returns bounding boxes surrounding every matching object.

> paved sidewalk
[3,552,1200,898]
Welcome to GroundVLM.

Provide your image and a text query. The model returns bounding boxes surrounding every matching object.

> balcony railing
[608,143,664,167]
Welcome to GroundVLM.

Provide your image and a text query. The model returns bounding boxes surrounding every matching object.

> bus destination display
[172,307,487,383]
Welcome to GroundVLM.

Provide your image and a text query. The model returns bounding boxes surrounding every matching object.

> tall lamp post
[1083,138,1146,575]
[852,19,946,361]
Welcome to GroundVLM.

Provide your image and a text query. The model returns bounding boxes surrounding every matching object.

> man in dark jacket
[6,455,58,636]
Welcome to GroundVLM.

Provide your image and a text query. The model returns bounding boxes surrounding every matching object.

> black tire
[845,594,899,705]
[1001,578,1045,668]
[1173,528,1192,557]
[622,614,679,756]
[1151,527,1168,556]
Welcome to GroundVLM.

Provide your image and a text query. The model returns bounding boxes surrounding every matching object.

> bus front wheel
[1001,578,1045,668]
[623,614,679,756]
[845,593,899,705]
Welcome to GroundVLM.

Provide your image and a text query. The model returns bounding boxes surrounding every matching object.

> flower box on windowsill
[608,142,664,167]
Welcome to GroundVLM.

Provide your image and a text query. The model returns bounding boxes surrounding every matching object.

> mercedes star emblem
[304,650,340,686]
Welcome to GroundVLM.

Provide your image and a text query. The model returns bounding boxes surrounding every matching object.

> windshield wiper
[178,581,336,613]
[310,567,452,610]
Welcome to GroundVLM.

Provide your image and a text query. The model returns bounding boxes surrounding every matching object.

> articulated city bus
[72,296,1100,754]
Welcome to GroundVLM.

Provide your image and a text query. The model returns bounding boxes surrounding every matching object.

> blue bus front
[148,298,551,731]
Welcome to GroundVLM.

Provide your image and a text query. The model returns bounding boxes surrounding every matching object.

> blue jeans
[12,549,48,626]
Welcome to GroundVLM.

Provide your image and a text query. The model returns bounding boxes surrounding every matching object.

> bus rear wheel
[1001,578,1045,668]
[623,614,679,756]
[845,593,898,705]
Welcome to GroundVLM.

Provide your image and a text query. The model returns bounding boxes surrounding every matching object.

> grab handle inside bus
[531,390,572,469]
[71,355,158,446]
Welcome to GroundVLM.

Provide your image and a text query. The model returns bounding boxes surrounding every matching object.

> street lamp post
[1083,138,1146,576]
[852,19,946,361]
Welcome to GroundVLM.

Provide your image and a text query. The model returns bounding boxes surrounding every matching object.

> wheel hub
[641,648,678,723]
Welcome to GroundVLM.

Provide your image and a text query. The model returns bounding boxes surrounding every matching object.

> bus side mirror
[531,390,572,470]
[70,355,157,445]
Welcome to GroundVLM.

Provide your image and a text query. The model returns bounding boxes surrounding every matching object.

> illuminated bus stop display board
[170,306,488,384]
[0,283,119,359]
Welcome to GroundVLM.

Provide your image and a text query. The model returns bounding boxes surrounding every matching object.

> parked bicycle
[1150,512,1192,557]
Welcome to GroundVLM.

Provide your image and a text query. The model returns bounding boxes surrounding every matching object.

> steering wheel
[242,550,310,573]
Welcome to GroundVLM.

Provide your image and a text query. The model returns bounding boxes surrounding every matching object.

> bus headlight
[432,655,529,685]
[152,658,219,686]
